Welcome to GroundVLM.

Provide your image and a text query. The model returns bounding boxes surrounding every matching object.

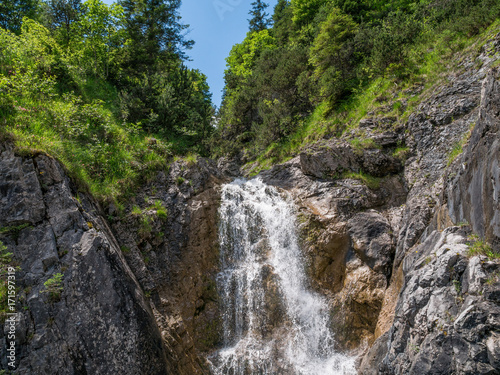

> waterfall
[210,178,356,375]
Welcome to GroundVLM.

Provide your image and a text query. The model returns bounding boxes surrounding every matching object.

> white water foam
[211,178,356,375]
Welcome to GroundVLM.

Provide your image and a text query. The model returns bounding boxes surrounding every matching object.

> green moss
[343,170,382,190]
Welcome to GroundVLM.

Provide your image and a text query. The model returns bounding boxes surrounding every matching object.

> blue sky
[181,0,278,107]
[102,0,278,107]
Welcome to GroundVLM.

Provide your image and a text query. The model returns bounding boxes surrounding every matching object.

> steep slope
[0,144,169,374]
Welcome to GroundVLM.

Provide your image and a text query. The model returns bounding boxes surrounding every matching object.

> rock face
[0,146,169,374]
[446,69,500,247]
[0,144,226,374]
[374,227,500,374]
[108,158,225,374]
[364,67,500,375]
[258,34,500,371]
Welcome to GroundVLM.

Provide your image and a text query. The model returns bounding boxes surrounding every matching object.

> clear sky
[179,0,278,107]
[101,0,278,107]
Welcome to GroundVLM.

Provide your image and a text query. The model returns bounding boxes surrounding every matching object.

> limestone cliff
[0,145,169,374]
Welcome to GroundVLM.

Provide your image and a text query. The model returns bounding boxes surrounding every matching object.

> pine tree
[272,0,291,45]
[119,0,193,73]
[0,0,37,33]
[248,0,270,32]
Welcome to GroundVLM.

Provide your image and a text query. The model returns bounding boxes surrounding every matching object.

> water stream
[210,178,356,375]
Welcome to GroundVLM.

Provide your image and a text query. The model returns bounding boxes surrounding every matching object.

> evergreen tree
[119,0,193,73]
[272,0,292,45]
[0,0,37,33]
[248,0,270,32]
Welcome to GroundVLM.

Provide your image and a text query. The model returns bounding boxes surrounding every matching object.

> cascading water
[210,178,356,375]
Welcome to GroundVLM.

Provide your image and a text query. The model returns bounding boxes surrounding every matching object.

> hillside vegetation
[1,0,500,198]
[213,0,500,173]
[0,0,213,200]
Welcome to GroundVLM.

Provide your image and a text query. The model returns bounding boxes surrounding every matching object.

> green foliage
[249,0,271,32]
[349,137,379,154]
[1,9,213,201]
[184,153,197,166]
[393,146,410,161]
[447,125,473,166]
[0,241,13,268]
[120,245,130,254]
[42,273,64,302]
[0,0,38,33]
[447,141,464,166]
[138,215,152,238]
[152,200,168,220]
[119,0,193,70]
[225,29,275,79]
[343,170,382,189]
[42,0,82,45]
[467,234,499,259]
[71,0,125,79]
[291,0,330,28]
[156,208,168,220]
[0,223,31,240]
[214,0,500,162]
[309,7,358,107]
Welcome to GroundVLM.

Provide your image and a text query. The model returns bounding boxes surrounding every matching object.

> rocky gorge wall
[0,144,170,374]
[256,38,500,373]
[1,32,500,375]
[0,141,232,374]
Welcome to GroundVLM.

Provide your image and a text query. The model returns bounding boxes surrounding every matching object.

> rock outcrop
[108,158,225,374]
[0,145,170,374]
